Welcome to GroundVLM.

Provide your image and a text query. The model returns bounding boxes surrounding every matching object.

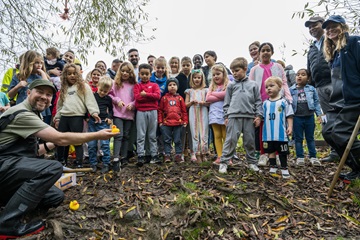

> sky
[84,0,314,76]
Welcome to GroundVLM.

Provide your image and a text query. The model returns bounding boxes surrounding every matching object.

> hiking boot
[258,154,268,166]
[296,158,305,166]
[113,161,120,172]
[137,156,145,167]
[281,168,290,179]
[310,157,321,166]
[101,165,109,174]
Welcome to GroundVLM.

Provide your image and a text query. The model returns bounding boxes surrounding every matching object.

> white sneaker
[276,155,281,166]
[296,158,305,166]
[269,167,278,174]
[281,168,290,179]
[219,163,227,174]
[258,154,268,166]
[249,164,259,172]
[310,157,321,166]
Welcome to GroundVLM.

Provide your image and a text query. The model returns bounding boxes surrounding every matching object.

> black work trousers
[322,104,360,171]
[0,156,64,209]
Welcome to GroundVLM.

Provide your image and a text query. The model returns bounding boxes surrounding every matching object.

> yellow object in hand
[112,125,120,133]
[69,200,80,211]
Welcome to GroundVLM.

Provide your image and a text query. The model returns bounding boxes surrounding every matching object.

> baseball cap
[322,15,346,29]
[304,16,325,27]
[29,79,57,94]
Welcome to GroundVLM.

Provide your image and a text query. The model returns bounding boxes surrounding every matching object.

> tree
[293,0,359,34]
[0,0,155,71]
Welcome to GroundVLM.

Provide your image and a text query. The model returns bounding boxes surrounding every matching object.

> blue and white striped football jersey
[262,98,294,141]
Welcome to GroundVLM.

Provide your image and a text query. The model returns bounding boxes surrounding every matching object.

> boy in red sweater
[134,64,161,166]
[158,78,188,163]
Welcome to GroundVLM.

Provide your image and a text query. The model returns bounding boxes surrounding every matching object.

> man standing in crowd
[305,16,339,162]
[128,48,140,80]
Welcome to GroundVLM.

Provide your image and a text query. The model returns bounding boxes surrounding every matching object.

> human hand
[183,123,187,127]
[0,107,5,112]
[97,128,119,140]
[140,90,147,97]
[54,119,59,129]
[105,118,112,125]
[92,113,101,123]
[126,104,133,111]
[118,101,125,107]
[253,117,261,127]
[224,118,228,126]
[18,81,28,88]
[50,68,62,76]
[286,126,292,136]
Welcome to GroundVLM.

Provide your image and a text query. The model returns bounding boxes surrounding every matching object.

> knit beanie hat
[167,78,179,87]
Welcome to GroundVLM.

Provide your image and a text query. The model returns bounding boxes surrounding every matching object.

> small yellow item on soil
[69,200,80,211]
[112,125,120,133]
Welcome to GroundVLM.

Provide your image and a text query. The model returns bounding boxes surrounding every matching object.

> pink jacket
[109,82,136,120]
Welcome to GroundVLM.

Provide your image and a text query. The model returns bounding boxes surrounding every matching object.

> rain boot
[0,192,44,239]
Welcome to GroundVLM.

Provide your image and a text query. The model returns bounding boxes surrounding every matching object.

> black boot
[0,219,44,239]
[0,192,45,238]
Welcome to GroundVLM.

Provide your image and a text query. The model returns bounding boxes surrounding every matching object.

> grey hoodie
[223,76,263,119]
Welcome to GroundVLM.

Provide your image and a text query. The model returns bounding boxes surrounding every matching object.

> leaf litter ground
[21,145,360,239]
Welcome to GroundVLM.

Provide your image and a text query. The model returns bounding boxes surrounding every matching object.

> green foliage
[183,228,201,240]
[0,0,154,69]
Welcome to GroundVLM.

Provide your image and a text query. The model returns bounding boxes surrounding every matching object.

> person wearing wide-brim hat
[321,15,360,184]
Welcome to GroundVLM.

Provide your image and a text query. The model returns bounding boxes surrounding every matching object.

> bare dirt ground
[21,146,360,240]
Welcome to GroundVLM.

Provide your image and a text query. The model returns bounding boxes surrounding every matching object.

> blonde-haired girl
[185,69,209,162]
[206,64,230,164]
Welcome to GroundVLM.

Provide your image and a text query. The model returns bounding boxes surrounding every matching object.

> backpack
[0,109,28,133]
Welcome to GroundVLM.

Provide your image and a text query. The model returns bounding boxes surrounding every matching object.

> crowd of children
[0,45,326,178]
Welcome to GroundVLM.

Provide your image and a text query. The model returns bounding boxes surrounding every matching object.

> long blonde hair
[60,63,85,102]
[209,64,229,92]
[154,57,169,79]
[114,62,136,89]
[323,23,349,62]
[17,50,47,81]
[189,69,206,89]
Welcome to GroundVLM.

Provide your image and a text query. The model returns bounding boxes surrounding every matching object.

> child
[134,63,161,166]
[290,68,322,166]
[262,76,294,178]
[169,56,180,78]
[8,50,49,105]
[44,47,65,90]
[185,69,209,162]
[109,62,136,171]
[54,63,100,167]
[62,50,76,64]
[158,78,188,163]
[150,57,169,97]
[206,64,230,165]
[176,57,193,160]
[219,57,263,174]
[0,91,10,115]
[88,76,114,173]
[89,68,103,93]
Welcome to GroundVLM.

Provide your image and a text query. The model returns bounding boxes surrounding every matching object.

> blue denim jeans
[160,125,182,155]
[88,119,111,166]
[293,115,317,158]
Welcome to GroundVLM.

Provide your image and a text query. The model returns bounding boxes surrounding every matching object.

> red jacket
[158,93,188,126]
[134,81,161,111]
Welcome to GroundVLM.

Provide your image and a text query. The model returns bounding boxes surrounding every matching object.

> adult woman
[249,42,292,166]
[321,15,360,183]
